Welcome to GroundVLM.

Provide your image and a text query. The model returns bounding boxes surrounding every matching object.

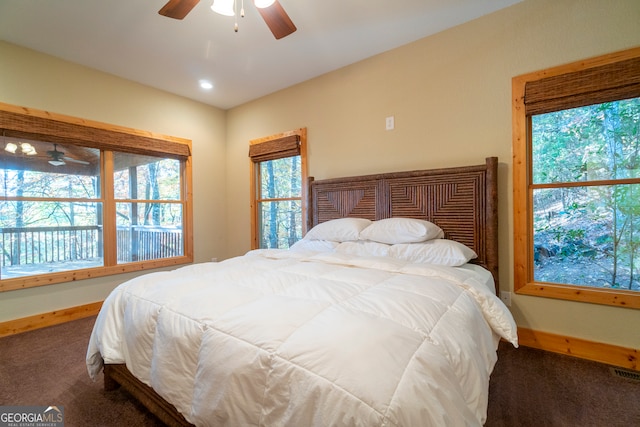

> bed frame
[103,156,499,427]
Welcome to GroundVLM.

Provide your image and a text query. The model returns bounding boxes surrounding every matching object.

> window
[513,47,640,308]
[249,128,307,249]
[0,103,193,291]
[113,153,184,263]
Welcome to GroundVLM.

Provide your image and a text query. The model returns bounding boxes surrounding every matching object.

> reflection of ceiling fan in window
[46,144,90,166]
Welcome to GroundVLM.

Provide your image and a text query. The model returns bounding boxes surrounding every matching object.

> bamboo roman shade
[524,56,640,116]
[248,135,300,162]
[0,108,191,159]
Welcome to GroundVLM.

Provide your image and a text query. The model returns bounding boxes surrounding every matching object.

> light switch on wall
[385,116,395,130]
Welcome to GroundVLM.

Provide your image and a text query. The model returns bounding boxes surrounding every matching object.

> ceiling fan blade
[257,1,297,40]
[158,0,200,20]
[64,156,90,165]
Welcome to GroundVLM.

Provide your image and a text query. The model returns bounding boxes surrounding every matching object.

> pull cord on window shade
[249,135,300,162]
[524,56,640,116]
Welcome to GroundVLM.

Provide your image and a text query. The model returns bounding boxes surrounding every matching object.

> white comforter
[87,249,518,427]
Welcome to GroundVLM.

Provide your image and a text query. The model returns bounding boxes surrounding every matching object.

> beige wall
[225,0,640,349]
[1,0,639,350]
[0,41,228,322]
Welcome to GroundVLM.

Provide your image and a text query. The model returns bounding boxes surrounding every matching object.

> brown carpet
[486,340,640,427]
[1,316,639,426]
[0,316,162,426]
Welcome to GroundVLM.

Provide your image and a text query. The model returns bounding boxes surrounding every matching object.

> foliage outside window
[513,47,640,308]
[0,103,193,292]
[249,128,307,249]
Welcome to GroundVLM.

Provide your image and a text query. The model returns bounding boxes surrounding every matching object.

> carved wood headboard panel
[308,157,499,291]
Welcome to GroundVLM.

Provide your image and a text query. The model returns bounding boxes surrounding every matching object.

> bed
[86,157,517,427]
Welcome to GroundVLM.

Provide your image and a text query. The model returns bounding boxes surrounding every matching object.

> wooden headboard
[308,157,499,291]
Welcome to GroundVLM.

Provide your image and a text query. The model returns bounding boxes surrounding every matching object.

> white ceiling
[0,0,521,110]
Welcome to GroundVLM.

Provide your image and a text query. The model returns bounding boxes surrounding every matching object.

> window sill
[0,255,193,292]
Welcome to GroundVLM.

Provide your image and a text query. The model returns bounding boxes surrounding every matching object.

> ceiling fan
[158,0,296,39]
[46,144,90,167]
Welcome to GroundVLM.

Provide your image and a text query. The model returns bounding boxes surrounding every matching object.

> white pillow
[335,241,391,257]
[305,218,372,242]
[388,239,477,267]
[290,239,338,252]
[359,217,444,244]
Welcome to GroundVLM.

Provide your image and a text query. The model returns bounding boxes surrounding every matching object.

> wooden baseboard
[518,327,638,371]
[0,301,102,338]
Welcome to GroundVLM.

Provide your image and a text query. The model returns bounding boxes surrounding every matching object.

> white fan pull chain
[234,0,239,32]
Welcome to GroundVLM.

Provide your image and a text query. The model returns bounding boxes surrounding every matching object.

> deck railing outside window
[116,226,183,262]
[0,225,182,278]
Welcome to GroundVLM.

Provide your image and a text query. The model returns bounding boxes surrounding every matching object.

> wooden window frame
[249,128,308,250]
[0,102,193,292]
[512,47,640,309]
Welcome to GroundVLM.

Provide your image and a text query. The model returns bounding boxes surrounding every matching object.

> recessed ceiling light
[199,80,214,90]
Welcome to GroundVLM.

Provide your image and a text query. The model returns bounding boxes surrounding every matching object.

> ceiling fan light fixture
[160,0,295,39]
[48,160,66,167]
[211,0,235,16]
[254,0,275,8]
